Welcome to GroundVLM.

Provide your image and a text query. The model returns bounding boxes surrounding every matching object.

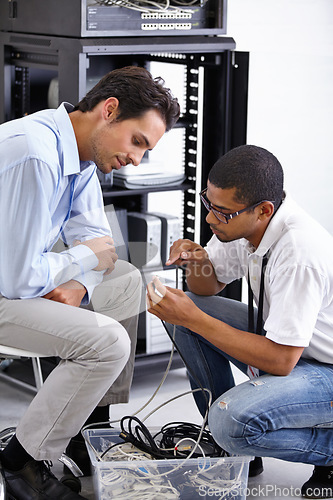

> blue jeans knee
[208,383,257,456]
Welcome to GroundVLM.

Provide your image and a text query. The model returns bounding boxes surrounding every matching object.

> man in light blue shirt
[1,101,111,301]
[0,66,180,499]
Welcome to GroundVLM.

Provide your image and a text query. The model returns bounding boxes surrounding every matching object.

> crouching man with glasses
[147,144,333,499]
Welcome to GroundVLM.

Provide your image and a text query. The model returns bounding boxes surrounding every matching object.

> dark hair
[208,145,284,208]
[74,66,180,132]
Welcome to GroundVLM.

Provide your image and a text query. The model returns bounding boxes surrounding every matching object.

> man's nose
[129,151,145,167]
[206,210,219,224]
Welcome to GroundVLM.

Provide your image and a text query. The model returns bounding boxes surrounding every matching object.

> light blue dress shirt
[0,102,111,301]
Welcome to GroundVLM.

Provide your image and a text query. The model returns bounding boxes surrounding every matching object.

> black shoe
[249,456,264,477]
[0,458,87,499]
[301,466,333,498]
[64,439,91,477]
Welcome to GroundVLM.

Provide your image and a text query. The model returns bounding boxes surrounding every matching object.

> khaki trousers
[0,260,142,460]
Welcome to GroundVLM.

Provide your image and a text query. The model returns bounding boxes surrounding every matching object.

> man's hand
[74,235,118,274]
[166,238,223,296]
[146,276,198,327]
[165,238,210,267]
[42,280,87,307]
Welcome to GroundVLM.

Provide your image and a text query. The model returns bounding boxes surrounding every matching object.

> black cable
[118,415,226,460]
[119,415,171,459]
[157,421,225,457]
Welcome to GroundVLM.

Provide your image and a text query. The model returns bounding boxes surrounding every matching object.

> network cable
[93,0,208,14]
[118,416,225,460]
[82,267,225,474]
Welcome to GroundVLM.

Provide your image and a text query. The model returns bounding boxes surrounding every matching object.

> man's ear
[259,201,275,220]
[102,97,119,121]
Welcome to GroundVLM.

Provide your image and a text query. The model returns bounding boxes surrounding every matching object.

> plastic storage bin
[83,428,252,500]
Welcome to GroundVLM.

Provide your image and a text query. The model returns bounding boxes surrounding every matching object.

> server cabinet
[0,0,227,38]
[0,32,248,358]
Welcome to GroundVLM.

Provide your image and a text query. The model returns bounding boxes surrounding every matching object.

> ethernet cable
[93,0,206,14]
[97,458,246,499]
[82,265,224,490]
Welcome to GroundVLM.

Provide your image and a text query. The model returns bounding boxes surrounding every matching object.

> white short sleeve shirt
[205,194,333,364]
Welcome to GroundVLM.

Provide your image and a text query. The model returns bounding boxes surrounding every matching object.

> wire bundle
[118,416,225,460]
[158,421,225,458]
[93,0,208,13]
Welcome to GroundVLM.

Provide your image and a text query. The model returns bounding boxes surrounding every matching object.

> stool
[0,346,44,392]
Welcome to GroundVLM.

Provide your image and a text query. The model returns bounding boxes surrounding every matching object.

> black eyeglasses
[200,188,269,224]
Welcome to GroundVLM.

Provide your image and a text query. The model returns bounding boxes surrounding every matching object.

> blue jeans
[167,292,333,466]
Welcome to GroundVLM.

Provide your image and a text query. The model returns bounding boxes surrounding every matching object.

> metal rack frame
[0,32,248,358]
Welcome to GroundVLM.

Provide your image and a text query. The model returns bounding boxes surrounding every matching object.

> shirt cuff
[66,243,99,275]
[77,270,105,304]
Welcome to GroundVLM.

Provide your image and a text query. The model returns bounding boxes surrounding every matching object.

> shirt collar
[251,192,292,257]
[53,102,82,176]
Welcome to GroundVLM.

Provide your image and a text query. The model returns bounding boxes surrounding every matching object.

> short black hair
[208,145,284,208]
[74,65,180,132]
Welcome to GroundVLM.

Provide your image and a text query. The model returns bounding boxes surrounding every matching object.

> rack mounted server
[0,0,226,38]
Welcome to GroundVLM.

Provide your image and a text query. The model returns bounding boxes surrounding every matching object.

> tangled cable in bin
[112,415,227,460]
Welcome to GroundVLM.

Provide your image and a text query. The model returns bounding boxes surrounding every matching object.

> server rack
[0,0,227,38]
[0,31,248,364]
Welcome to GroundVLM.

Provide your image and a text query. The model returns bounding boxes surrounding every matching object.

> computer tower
[127,212,162,269]
[148,212,181,265]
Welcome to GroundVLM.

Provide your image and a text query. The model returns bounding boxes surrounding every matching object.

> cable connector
[175,445,192,451]
[119,430,134,443]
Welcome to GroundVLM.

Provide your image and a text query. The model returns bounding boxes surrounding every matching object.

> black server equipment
[0,0,227,38]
